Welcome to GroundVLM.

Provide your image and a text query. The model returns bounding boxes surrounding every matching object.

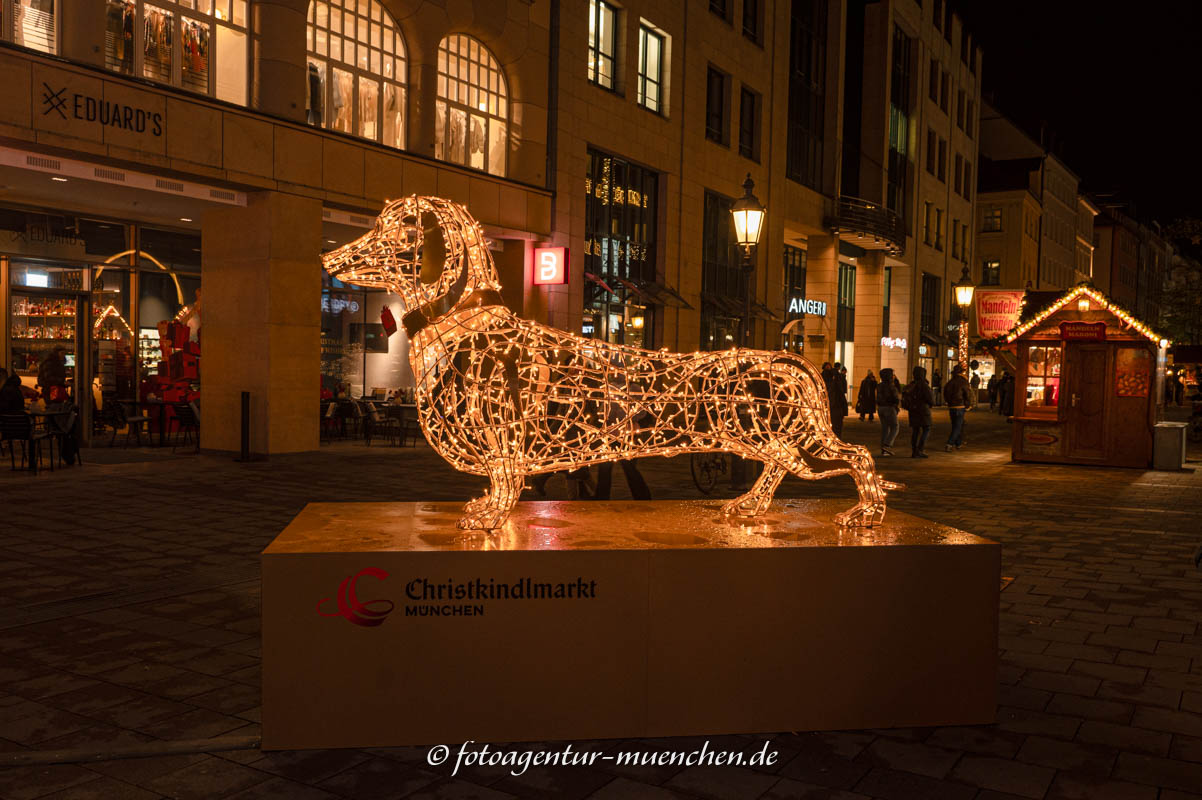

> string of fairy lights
[1003,283,1168,348]
[321,195,898,531]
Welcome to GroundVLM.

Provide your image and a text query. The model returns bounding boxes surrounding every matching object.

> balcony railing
[827,196,907,257]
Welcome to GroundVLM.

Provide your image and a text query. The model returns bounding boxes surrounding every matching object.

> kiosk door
[1065,343,1107,460]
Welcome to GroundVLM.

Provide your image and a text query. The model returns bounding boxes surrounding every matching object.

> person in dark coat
[0,373,26,414]
[998,371,1016,417]
[986,373,998,411]
[856,370,878,421]
[903,366,935,458]
[931,369,943,407]
[942,364,974,451]
[829,362,849,437]
[875,367,901,456]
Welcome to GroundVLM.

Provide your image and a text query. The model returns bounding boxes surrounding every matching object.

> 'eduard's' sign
[41,82,164,137]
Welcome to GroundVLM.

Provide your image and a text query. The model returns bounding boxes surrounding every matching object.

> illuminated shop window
[4,0,57,54]
[104,0,248,105]
[306,0,406,148]
[1025,344,1061,412]
[435,34,507,177]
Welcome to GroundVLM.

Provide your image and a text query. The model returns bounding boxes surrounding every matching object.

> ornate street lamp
[731,174,765,347]
[953,265,976,374]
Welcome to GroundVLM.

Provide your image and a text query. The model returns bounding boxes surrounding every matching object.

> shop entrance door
[1065,343,1107,460]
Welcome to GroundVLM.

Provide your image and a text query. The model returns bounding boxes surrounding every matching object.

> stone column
[252,0,308,123]
[201,191,322,455]
[853,253,885,383]
[804,235,839,365]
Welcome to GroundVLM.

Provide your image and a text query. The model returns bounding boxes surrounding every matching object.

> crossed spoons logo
[317,567,395,627]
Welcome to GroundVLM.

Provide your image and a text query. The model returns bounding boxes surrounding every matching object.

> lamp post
[731,174,766,348]
[953,265,976,374]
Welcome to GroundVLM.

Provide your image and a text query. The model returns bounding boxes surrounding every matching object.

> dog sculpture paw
[457,509,506,531]
[834,501,886,528]
[721,495,771,518]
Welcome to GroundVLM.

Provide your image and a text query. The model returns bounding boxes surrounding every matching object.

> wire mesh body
[322,196,897,531]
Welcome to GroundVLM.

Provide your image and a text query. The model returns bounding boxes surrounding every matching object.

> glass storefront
[320,273,415,399]
[2,206,201,442]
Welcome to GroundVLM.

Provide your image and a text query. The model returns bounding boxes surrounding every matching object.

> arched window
[306,0,406,149]
[435,34,507,177]
[104,1,248,105]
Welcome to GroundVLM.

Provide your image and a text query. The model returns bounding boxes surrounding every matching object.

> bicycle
[690,451,728,494]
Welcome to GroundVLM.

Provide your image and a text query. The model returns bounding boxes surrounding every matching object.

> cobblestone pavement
[1,408,1200,799]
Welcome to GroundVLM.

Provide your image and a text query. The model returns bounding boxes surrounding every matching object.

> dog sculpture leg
[804,440,888,527]
[721,462,787,517]
[458,459,523,531]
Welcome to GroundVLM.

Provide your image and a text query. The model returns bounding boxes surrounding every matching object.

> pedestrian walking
[875,367,901,456]
[943,364,973,451]
[998,370,1015,417]
[902,366,935,458]
[987,373,998,411]
[931,369,943,407]
[856,370,878,421]
[970,370,981,405]
[829,362,849,437]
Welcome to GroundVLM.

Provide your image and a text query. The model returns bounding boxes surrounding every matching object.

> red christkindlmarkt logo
[317,568,395,627]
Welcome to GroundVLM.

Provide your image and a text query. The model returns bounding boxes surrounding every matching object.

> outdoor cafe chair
[108,401,151,447]
[363,402,401,446]
[47,406,82,468]
[0,413,51,473]
[171,402,201,453]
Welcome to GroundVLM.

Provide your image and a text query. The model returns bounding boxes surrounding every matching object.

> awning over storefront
[700,291,745,318]
[584,271,619,298]
[751,299,781,321]
[611,276,694,310]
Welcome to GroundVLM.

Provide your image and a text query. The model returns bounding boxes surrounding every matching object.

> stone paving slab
[0,410,1200,799]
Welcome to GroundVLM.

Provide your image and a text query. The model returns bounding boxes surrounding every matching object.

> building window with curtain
[637,24,665,112]
[435,34,507,176]
[104,0,248,104]
[5,0,56,53]
[583,149,658,348]
[588,0,617,90]
[306,0,406,148]
[886,25,912,219]
[701,190,743,349]
[786,0,826,189]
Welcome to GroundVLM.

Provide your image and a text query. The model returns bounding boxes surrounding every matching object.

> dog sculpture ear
[419,212,446,287]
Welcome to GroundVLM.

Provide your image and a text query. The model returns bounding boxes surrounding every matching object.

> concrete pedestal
[262,500,1000,750]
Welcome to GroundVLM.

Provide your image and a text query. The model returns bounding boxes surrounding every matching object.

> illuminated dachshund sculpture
[322,196,899,530]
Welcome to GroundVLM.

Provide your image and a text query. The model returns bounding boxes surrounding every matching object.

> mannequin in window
[308,63,323,125]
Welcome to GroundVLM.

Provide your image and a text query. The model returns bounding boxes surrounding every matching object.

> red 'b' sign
[533,247,568,285]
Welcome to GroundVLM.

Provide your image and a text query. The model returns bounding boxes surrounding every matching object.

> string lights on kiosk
[1004,284,1168,347]
[320,195,901,531]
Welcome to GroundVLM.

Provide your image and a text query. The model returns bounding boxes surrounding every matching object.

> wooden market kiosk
[1007,285,1168,468]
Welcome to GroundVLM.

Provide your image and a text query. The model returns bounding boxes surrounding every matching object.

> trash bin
[1153,422,1187,470]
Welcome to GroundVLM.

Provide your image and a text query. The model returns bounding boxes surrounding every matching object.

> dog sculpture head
[321,196,501,321]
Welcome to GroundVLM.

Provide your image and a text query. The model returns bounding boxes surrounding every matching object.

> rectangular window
[983,207,1001,232]
[940,71,949,112]
[982,259,1000,285]
[935,208,944,250]
[738,86,760,161]
[837,262,856,343]
[886,25,912,218]
[584,148,659,347]
[637,25,664,113]
[951,218,960,258]
[961,222,970,262]
[1024,344,1062,413]
[11,0,57,54]
[962,163,972,199]
[928,57,939,101]
[215,25,248,105]
[954,153,963,195]
[742,0,761,43]
[701,190,745,349]
[937,138,947,182]
[143,4,175,84]
[588,0,617,90]
[883,266,892,334]
[709,0,728,20]
[923,201,932,244]
[786,0,827,189]
[705,66,729,144]
[105,0,135,74]
[926,128,936,175]
[966,99,974,138]
[956,90,965,129]
[921,273,940,334]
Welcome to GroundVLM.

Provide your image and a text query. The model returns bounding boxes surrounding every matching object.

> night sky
[963,1,1202,223]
